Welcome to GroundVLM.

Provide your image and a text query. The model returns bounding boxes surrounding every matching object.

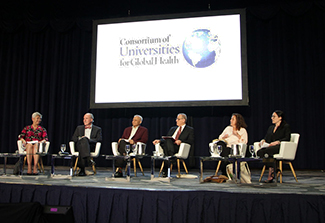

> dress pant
[257,145,280,168]
[115,140,129,168]
[220,147,231,176]
[162,139,178,171]
[75,137,91,170]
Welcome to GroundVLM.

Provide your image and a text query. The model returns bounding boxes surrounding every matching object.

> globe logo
[182,29,221,68]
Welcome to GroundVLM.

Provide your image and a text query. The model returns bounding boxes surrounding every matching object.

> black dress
[257,122,291,158]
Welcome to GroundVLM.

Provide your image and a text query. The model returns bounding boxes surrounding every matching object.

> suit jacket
[71,124,102,146]
[264,122,291,143]
[121,126,148,144]
[161,125,194,146]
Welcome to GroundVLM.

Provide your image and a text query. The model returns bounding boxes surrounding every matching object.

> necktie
[85,126,91,129]
[175,127,182,141]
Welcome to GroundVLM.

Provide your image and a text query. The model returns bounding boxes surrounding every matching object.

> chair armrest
[274,141,297,160]
[91,142,101,157]
[174,143,191,159]
[111,142,119,156]
[69,141,79,156]
[155,143,164,156]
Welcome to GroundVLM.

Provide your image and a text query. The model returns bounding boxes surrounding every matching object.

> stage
[1,165,325,223]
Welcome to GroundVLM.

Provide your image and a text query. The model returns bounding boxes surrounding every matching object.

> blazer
[120,126,148,144]
[264,122,291,143]
[161,125,194,146]
[71,124,102,145]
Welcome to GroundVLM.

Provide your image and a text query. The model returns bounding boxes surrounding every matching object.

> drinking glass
[217,145,223,157]
[125,145,130,156]
[132,144,137,155]
[249,145,255,158]
[60,144,66,153]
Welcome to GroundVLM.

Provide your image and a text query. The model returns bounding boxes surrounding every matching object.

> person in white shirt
[153,113,194,177]
[114,115,148,177]
[215,113,248,176]
[71,113,102,176]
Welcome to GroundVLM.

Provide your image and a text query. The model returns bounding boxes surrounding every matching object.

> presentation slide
[91,10,248,108]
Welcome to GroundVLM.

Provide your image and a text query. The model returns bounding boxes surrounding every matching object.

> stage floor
[1,165,325,195]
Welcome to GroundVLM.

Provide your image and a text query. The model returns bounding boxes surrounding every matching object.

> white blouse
[218,126,248,147]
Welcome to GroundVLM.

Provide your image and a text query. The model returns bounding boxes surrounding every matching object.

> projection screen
[90,9,248,108]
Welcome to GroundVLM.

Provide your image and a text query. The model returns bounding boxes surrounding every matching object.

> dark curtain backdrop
[1,1,325,169]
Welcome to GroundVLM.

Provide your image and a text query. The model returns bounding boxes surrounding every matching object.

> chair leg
[215,160,221,175]
[259,165,266,182]
[159,162,164,177]
[181,160,188,174]
[133,158,137,177]
[177,159,181,177]
[38,158,44,173]
[159,161,173,176]
[279,161,283,183]
[137,159,144,176]
[287,161,298,182]
[91,158,96,175]
[73,157,79,175]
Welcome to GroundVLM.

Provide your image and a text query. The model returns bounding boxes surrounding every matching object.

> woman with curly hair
[215,113,248,176]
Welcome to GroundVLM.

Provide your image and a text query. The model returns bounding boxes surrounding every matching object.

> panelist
[257,110,291,183]
[114,115,148,177]
[152,113,194,177]
[19,112,48,175]
[71,113,102,176]
[215,113,248,176]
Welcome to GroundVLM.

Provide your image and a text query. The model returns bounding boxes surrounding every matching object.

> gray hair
[178,113,187,122]
[134,114,143,122]
[85,113,94,122]
[32,112,42,119]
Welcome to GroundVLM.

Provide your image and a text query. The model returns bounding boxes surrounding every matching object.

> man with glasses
[153,113,194,177]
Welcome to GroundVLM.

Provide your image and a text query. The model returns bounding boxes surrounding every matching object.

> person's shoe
[33,172,39,175]
[114,168,123,177]
[162,171,167,178]
[78,171,87,176]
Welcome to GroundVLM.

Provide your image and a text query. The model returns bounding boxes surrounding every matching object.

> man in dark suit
[71,113,102,176]
[114,114,148,177]
[153,113,194,177]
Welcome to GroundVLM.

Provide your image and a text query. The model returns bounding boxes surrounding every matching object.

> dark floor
[1,164,325,195]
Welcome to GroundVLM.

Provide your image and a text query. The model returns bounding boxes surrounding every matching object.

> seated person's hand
[259,139,265,147]
[152,139,160,145]
[129,139,134,144]
[269,141,280,147]
[175,140,181,145]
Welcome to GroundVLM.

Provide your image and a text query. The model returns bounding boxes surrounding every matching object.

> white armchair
[256,133,300,183]
[111,141,146,176]
[69,141,101,175]
[17,140,50,173]
[156,142,191,177]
